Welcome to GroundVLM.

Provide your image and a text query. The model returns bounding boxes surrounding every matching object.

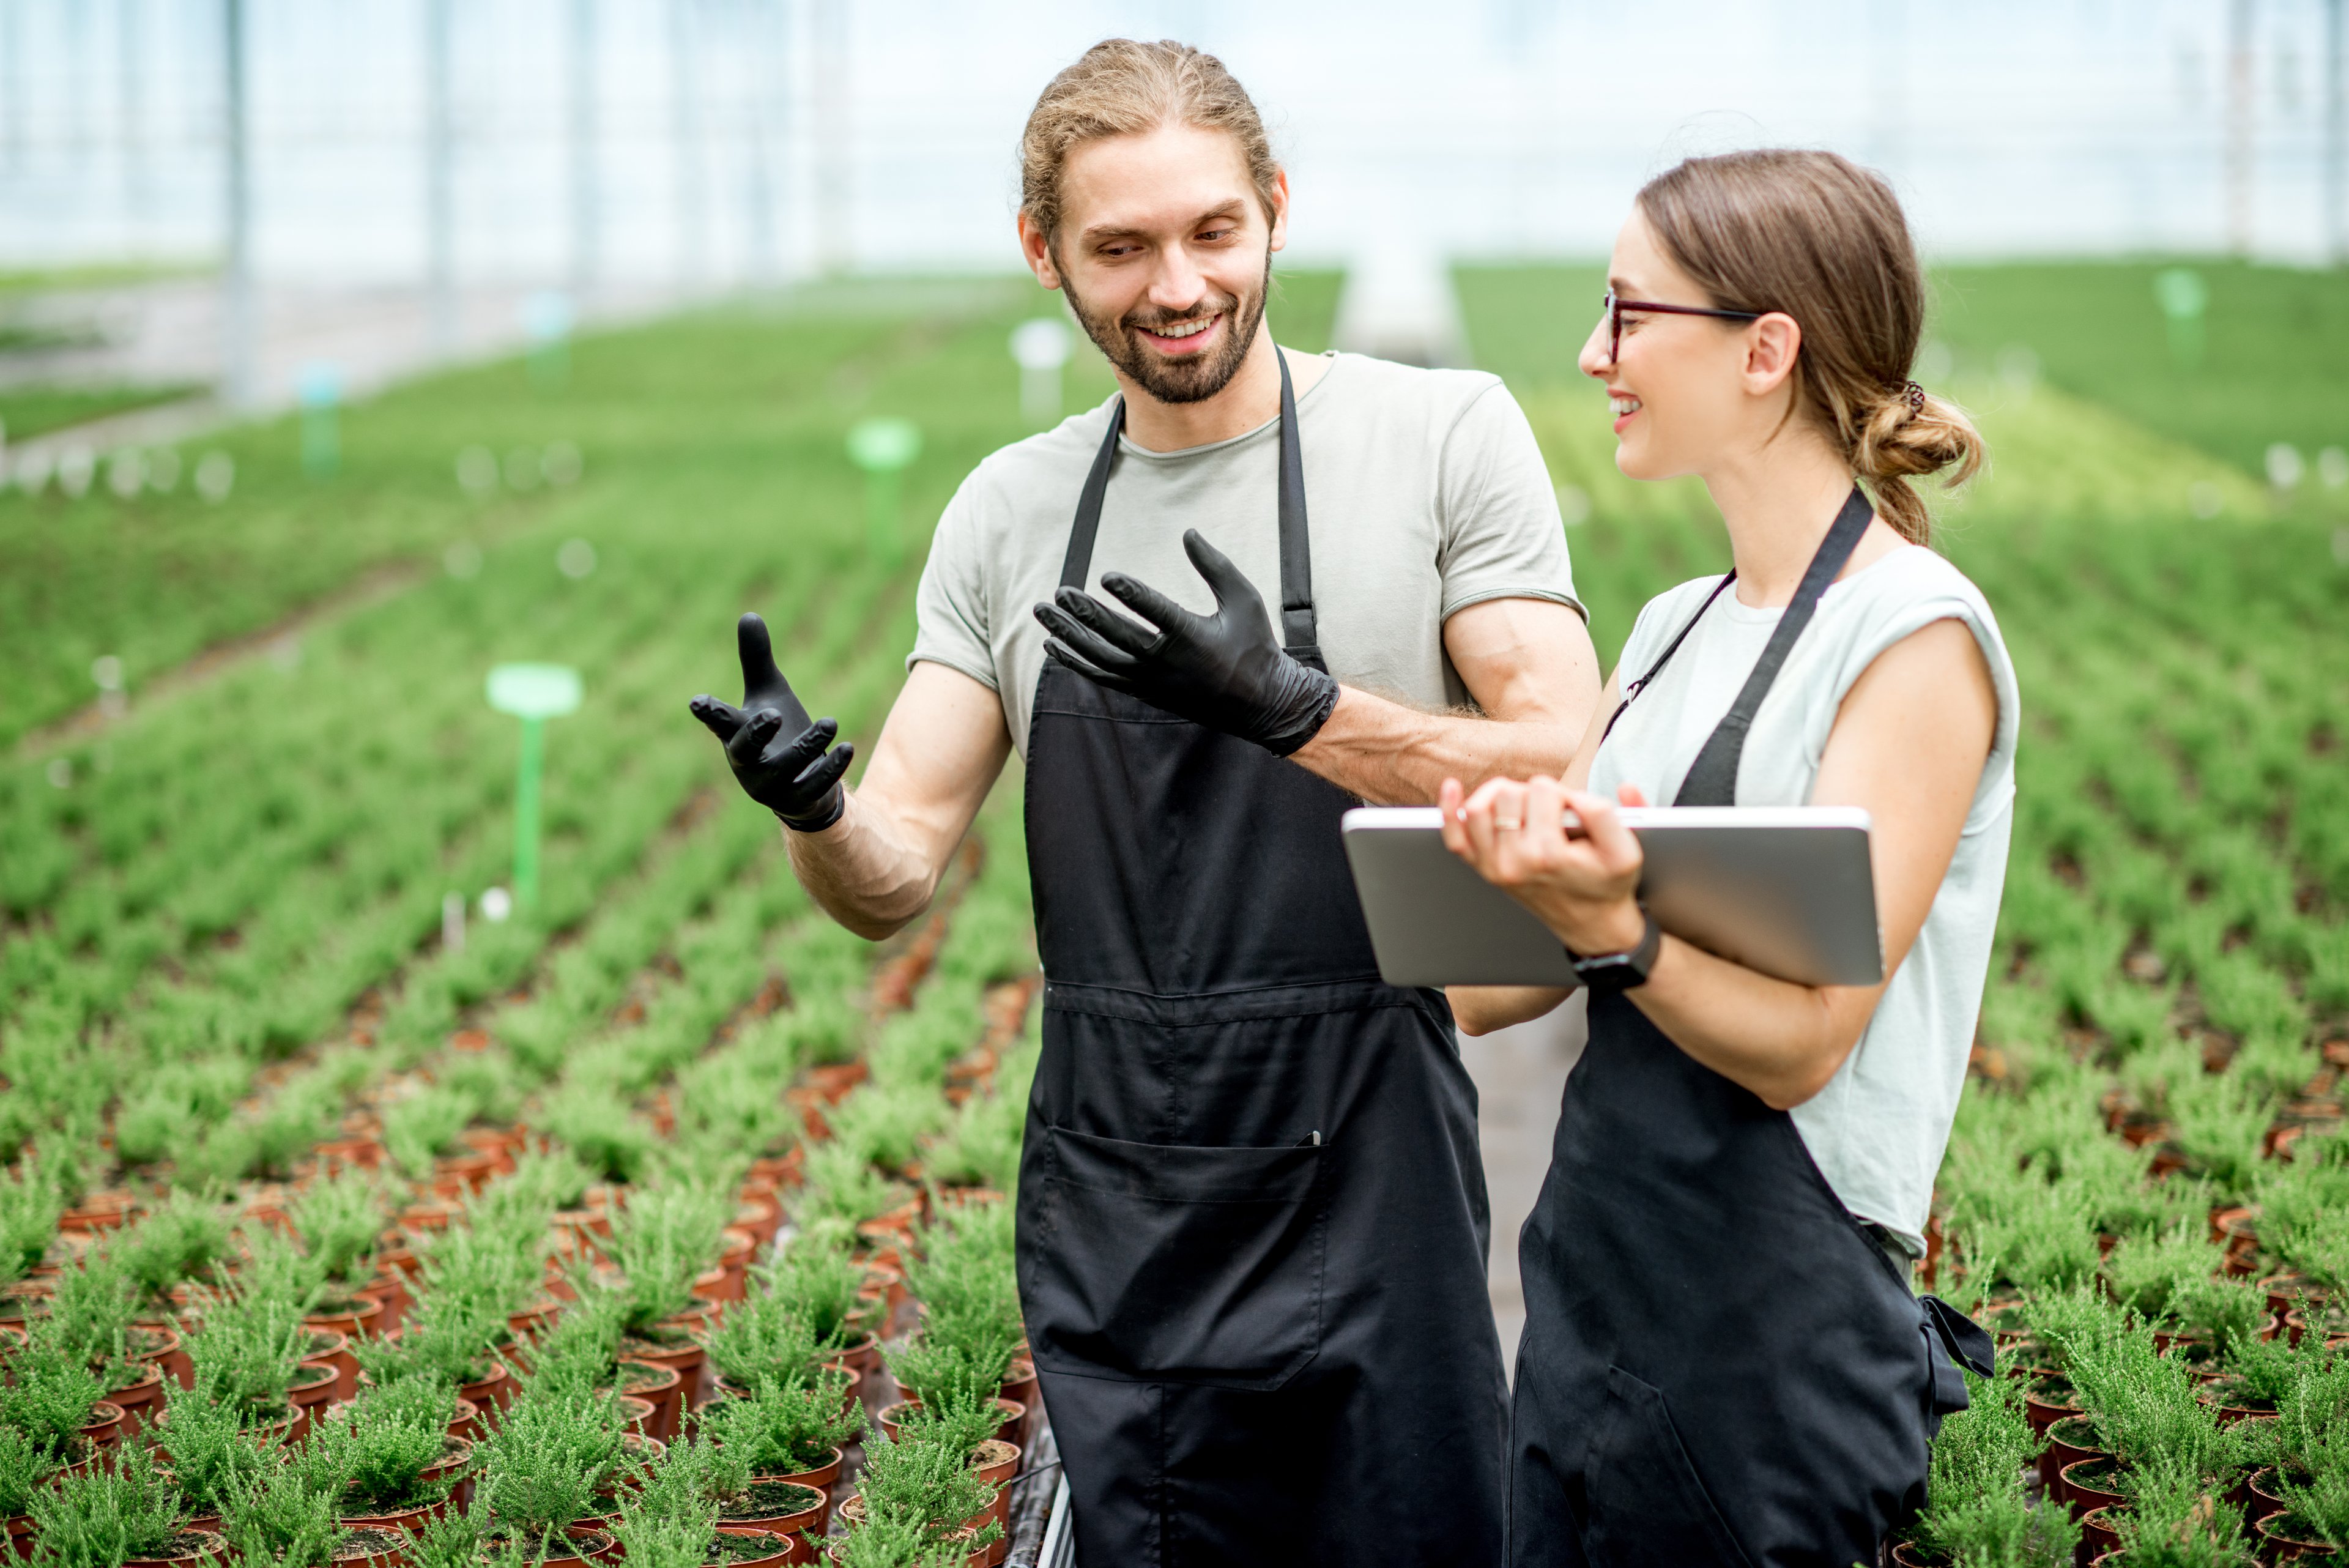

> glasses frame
[1601,289,1767,365]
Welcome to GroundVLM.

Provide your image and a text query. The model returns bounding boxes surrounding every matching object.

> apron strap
[1672,485,1876,807]
[1056,350,1319,655]
[1598,570,1737,744]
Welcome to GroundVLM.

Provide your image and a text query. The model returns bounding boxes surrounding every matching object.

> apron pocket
[1027,1124,1326,1391]
[1583,1367,1755,1568]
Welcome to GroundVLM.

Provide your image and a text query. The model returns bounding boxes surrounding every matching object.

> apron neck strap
[1672,484,1876,807]
[1058,349,1319,654]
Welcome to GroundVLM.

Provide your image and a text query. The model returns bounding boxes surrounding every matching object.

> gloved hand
[688,613,853,831]
[1031,529,1340,757]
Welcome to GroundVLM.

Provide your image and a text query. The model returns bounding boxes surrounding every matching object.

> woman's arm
[1439,618,1997,1109]
[1445,667,1622,1033]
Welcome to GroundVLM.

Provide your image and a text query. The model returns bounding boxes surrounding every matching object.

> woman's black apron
[1505,488,1992,1568]
[1015,354,1508,1567]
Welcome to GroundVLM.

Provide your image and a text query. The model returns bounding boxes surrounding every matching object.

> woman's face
[1577,209,1770,482]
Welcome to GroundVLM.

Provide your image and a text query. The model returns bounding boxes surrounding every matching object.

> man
[690,38,1599,1566]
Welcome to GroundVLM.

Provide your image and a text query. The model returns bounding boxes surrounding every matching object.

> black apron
[1015,352,1508,1567]
[1505,488,1992,1568]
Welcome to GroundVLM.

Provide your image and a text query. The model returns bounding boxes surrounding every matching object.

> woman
[1443,150,2017,1567]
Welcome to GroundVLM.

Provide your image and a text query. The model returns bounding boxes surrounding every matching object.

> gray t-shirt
[910,350,1583,757]
[1589,546,2022,1256]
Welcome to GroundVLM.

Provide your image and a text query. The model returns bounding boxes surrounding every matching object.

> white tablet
[1340,806,1884,989]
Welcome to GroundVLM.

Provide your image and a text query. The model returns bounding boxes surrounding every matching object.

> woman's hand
[1437,775,1650,956]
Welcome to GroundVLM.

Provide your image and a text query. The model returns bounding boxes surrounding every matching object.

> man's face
[1027,123,1287,406]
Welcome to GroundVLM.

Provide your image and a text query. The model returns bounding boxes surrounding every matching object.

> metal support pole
[514,715,544,910]
[569,0,598,299]
[223,0,255,407]
[2327,0,2346,264]
[2226,0,2257,257]
[425,0,455,353]
[669,0,705,286]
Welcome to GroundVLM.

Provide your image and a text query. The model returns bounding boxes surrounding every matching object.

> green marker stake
[299,361,342,478]
[2153,268,2208,370]
[846,417,922,568]
[486,662,582,911]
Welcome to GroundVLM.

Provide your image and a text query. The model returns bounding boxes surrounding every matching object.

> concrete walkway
[1457,992,1587,1377]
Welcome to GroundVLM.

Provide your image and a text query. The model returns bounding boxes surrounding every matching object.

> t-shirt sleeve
[907,472,1001,691]
[1433,379,1585,623]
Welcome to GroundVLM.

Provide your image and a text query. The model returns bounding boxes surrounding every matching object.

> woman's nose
[1577,316,1612,379]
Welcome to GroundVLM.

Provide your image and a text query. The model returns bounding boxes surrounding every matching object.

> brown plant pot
[829,1498,985,1568]
[306,1295,388,1342]
[606,1359,686,1442]
[716,1482,828,1544]
[2022,1375,2081,1440]
[706,1528,800,1568]
[735,1197,783,1249]
[613,1395,657,1438]
[1886,1544,1943,1568]
[77,1399,127,1451]
[305,1327,358,1403]
[124,1528,226,1568]
[876,1398,1025,1451]
[460,1359,513,1419]
[313,1137,384,1170]
[446,1398,481,1442]
[2060,1455,2126,1514]
[998,1358,1038,1451]
[2077,1506,2123,1558]
[2248,1466,2295,1525]
[2262,1273,2328,1321]
[619,1324,708,1421]
[2041,1415,2104,1495]
[59,1191,139,1233]
[2258,1512,2344,1560]
[7,1512,37,1561]
[762,1447,844,1498]
[746,1150,804,1191]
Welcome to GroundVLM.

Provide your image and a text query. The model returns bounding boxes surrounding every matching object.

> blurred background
[3,2,2346,1375]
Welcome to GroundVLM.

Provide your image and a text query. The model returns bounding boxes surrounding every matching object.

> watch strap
[1569,907,1661,993]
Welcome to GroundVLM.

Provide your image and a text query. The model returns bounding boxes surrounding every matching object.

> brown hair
[1635,149,1983,543]
[1019,39,1280,250]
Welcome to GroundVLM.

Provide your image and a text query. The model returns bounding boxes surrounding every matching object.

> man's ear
[1017,212,1063,291]
[1266,168,1291,255]
[1742,311,1803,396]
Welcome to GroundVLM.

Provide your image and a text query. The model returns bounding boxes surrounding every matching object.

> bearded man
[691,38,1599,1566]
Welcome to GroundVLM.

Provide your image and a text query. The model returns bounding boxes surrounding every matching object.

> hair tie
[1901,379,1926,414]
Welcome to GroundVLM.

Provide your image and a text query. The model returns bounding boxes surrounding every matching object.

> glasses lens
[1603,290,1621,364]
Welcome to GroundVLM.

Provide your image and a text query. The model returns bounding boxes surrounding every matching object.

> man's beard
[1061,248,1271,406]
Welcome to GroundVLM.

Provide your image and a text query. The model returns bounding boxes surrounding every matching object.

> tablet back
[1339,806,1883,989]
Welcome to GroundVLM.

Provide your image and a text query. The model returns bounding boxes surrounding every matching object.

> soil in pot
[2040,1414,2106,1493]
[124,1528,225,1568]
[483,1528,619,1567]
[607,1359,683,1442]
[305,1294,387,1341]
[106,1359,168,1434]
[2022,1374,2080,1438]
[703,1528,797,1568]
[715,1481,826,1536]
[2077,1507,2123,1559]
[757,1449,843,1521]
[2249,1466,2301,1523]
[2258,1511,2344,1560]
[2060,1455,2126,1513]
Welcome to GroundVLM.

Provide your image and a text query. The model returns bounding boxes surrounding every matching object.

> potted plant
[113,1191,237,1317]
[1891,1370,2077,1567]
[515,1285,681,1441]
[694,1380,861,1527]
[289,1170,392,1336]
[153,1377,275,1527]
[218,1441,406,1568]
[353,1285,513,1415]
[2109,1457,2260,1567]
[26,1250,163,1435]
[875,1340,1020,1451]
[839,1426,1001,1565]
[0,1163,63,1298]
[472,1389,627,1566]
[617,1436,811,1567]
[763,1241,873,1378]
[1,1425,59,1559]
[0,1332,113,1471]
[607,1184,731,1406]
[701,1294,831,1399]
[28,1440,212,1568]
[180,1283,327,1437]
[310,1376,470,1531]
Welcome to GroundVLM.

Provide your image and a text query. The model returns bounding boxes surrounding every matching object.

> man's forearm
[783,791,944,941]
[1290,686,1583,806]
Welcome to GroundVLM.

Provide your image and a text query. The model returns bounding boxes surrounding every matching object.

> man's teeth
[1152,318,1214,339]
[1611,396,1642,417]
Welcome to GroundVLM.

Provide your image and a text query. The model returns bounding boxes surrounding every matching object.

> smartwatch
[1568,906,1661,994]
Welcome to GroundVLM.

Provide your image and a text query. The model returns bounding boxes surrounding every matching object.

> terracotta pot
[279,1362,339,1441]
[486,1528,620,1567]
[59,1191,139,1233]
[707,1528,800,1568]
[432,1151,500,1199]
[763,1447,844,1498]
[998,1358,1038,1450]
[124,1528,225,1568]
[460,1359,513,1418]
[2022,1375,2081,1440]
[355,1266,409,1335]
[735,1197,783,1249]
[747,1150,803,1191]
[609,1361,685,1443]
[306,1295,388,1342]
[313,1137,384,1170]
[508,1298,563,1345]
[828,1498,985,1568]
[2247,1466,2294,1524]
[716,1481,828,1544]
[804,1063,867,1104]
[2263,1274,2328,1321]
[106,1361,168,1435]
[614,1395,657,1438]
[2060,1455,2126,1514]
[876,1398,1025,1449]
[7,1512,37,1560]
[341,1498,448,1534]
[2077,1506,2122,1558]
[305,1327,359,1402]
[1885,1545,1942,1568]
[78,1399,127,1450]
[447,1398,481,1442]
[971,1436,1019,1544]
[2258,1512,2343,1560]
[2040,1415,2104,1495]
[691,1266,734,1315]
[620,1321,708,1417]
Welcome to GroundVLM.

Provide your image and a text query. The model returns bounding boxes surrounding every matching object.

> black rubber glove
[1031,529,1340,757]
[688,613,853,831]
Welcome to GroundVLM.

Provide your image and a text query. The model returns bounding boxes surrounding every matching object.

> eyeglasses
[1600,288,1766,365]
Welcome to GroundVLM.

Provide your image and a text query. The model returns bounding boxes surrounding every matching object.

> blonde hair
[1635,149,1983,544]
[1019,39,1280,249]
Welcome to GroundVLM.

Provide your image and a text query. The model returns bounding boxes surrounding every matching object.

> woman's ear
[1741,311,1803,396]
